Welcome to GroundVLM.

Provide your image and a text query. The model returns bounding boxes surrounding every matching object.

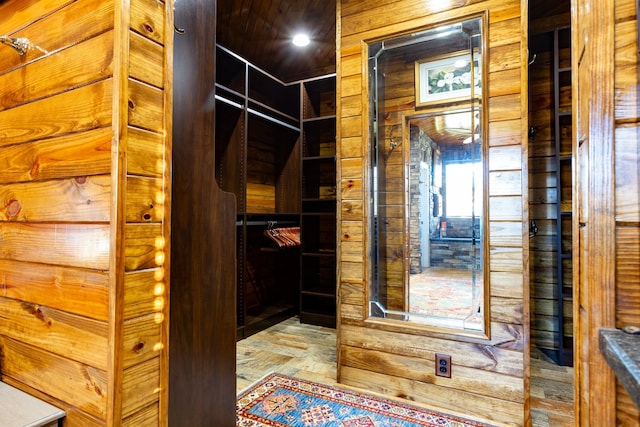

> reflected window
[445,161,482,217]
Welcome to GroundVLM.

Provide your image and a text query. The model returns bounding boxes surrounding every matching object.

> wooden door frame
[571,0,617,424]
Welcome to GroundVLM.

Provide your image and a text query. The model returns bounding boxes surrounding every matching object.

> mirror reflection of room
[368,17,486,332]
[406,110,483,330]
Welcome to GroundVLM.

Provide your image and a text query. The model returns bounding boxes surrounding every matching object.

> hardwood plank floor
[236,316,574,426]
[236,316,337,393]
[530,347,575,426]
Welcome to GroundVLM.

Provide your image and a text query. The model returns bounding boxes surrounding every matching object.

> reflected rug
[409,275,483,321]
[237,373,494,426]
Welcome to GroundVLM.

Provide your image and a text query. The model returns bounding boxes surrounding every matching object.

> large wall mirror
[368,16,488,334]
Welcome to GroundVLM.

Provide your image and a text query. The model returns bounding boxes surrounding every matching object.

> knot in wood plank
[132,341,145,353]
[4,199,21,218]
[143,22,155,34]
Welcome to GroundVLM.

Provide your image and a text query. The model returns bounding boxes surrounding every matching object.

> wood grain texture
[341,345,524,401]
[0,298,109,369]
[130,31,165,89]
[0,0,173,425]
[122,314,163,368]
[572,0,621,424]
[0,0,114,74]
[121,357,160,418]
[340,365,524,425]
[125,176,164,223]
[122,403,159,427]
[0,80,113,147]
[0,336,108,419]
[168,0,238,425]
[127,127,166,177]
[0,0,74,34]
[123,269,163,320]
[0,259,109,320]
[128,79,164,132]
[0,176,111,222]
[0,223,110,269]
[337,1,528,424]
[124,223,163,271]
[0,128,112,183]
[611,1,640,424]
[130,0,167,46]
[0,31,114,110]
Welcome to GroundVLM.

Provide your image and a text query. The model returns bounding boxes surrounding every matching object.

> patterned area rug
[237,373,495,426]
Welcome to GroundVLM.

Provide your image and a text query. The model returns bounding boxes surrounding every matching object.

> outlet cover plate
[435,353,451,378]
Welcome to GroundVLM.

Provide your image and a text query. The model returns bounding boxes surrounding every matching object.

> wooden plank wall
[0,0,172,425]
[337,0,529,425]
[613,0,640,424]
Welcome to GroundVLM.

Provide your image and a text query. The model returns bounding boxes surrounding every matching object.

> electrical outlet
[435,353,451,378]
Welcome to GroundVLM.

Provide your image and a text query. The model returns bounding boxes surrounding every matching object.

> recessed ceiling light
[292,33,310,47]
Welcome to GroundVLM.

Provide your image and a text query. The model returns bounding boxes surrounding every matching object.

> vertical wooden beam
[160,1,174,425]
[572,0,616,424]
[110,0,131,423]
[520,2,531,425]
[169,0,238,426]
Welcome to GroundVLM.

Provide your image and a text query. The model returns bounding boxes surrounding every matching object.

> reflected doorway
[405,112,483,330]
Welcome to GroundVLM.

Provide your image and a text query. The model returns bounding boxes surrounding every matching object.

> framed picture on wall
[415,51,481,107]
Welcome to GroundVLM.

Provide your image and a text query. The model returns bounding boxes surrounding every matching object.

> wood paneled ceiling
[217,0,336,83]
[529,0,570,22]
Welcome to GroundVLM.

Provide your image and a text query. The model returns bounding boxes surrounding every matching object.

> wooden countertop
[0,382,65,427]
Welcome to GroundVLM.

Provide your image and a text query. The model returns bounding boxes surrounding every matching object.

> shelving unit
[554,25,573,367]
[215,45,301,339]
[214,45,337,334]
[299,75,337,327]
[528,25,573,366]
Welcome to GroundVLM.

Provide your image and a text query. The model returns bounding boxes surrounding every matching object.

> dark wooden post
[169,0,237,425]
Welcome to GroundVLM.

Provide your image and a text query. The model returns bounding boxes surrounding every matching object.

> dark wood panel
[169,0,237,426]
